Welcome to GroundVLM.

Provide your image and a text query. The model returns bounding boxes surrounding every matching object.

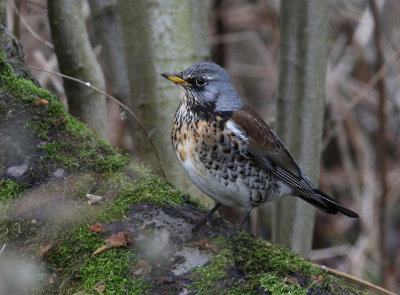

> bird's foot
[192,203,221,233]
[227,207,253,239]
[227,225,242,240]
[192,217,209,233]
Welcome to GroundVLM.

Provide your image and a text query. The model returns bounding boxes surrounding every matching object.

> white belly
[176,146,251,207]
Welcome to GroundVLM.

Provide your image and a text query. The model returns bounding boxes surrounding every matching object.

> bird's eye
[195,77,206,86]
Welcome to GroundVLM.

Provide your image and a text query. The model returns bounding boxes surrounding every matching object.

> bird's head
[161,62,243,112]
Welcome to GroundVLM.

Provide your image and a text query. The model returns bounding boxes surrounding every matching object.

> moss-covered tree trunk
[272,0,329,258]
[48,0,107,137]
[117,0,209,198]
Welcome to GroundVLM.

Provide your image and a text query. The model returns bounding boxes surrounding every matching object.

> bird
[161,62,359,232]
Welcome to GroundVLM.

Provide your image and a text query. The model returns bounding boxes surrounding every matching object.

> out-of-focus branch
[9,1,53,49]
[369,0,390,288]
[47,0,107,137]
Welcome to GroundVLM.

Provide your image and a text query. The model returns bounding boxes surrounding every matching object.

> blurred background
[2,0,400,292]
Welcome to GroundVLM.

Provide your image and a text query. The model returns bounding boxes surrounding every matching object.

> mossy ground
[189,233,363,295]
[0,50,364,294]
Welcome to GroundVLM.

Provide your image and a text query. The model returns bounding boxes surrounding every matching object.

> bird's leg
[237,207,253,230]
[192,203,221,232]
[228,207,253,238]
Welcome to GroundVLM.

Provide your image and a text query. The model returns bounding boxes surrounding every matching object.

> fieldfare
[162,62,359,232]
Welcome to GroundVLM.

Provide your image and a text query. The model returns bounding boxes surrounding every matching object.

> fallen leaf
[35,99,49,106]
[133,260,152,276]
[0,179,4,187]
[93,245,109,255]
[39,245,52,259]
[89,223,103,233]
[317,274,324,282]
[108,231,133,246]
[92,231,133,255]
[193,239,218,253]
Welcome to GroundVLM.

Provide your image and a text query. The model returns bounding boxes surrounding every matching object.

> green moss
[0,220,37,243]
[258,274,305,294]
[191,247,235,293]
[46,225,151,295]
[0,179,26,201]
[189,233,363,295]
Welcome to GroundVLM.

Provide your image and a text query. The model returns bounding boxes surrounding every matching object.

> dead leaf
[89,223,103,233]
[133,260,152,276]
[93,245,108,255]
[193,239,218,253]
[108,231,133,246]
[92,231,133,255]
[39,245,52,259]
[35,99,49,106]
[0,179,4,187]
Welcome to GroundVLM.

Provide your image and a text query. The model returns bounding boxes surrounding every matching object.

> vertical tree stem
[273,0,329,258]
[369,0,389,288]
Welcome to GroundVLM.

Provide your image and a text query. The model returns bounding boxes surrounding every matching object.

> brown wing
[230,105,359,218]
[231,105,303,181]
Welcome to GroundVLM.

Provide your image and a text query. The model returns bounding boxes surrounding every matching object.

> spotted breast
[171,103,274,207]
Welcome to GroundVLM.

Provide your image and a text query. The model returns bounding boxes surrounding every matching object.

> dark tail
[298,188,359,218]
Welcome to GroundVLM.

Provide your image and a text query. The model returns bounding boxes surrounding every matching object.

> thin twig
[26,64,168,179]
[312,263,397,295]
[369,0,389,288]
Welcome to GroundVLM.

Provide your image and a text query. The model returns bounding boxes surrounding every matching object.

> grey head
[161,62,243,112]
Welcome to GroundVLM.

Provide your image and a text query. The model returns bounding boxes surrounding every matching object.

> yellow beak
[161,72,190,86]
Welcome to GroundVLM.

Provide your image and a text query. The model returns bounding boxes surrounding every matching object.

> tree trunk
[88,0,131,146]
[272,0,329,258]
[117,0,210,197]
[48,0,107,137]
